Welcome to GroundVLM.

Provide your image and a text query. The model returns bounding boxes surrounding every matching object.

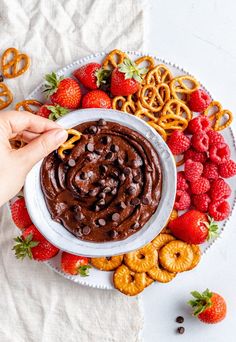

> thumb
[17,128,68,172]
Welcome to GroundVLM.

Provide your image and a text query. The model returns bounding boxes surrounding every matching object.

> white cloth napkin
[0,0,145,341]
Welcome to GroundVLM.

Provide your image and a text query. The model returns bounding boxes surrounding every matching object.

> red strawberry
[210,178,231,201]
[209,142,230,164]
[73,63,110,89]
[37,104,69,120]
[44,72,81,109]
[167,131,191,155]
[177,171,189,191]
[61,251,91,276]
[188,116,211,134]
[188,289,227,324]
[190,177,210,195]
[193,193,211,212]
[218,159,236,178]
[13,225,59,261]
[168,210,218,244]
[82,90,111,109]
[184,149,207,164]
[188,89,211,112]
[203,162,219,180]
[174,190,191,210]
[184,159,203,182]
[209,200,230,221]
[207,129,225,146]
[111,58,146,96]
[191,132,209,152]
[10,197,32,230]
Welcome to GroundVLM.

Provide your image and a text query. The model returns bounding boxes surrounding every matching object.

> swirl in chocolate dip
[40,119,162,242]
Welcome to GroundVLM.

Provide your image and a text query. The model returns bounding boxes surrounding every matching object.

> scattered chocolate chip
[98,179,106,186]
[177,327,185,335]
[120,173,126,182]
[75,212,85,221]
[105,152,113,160]
[118,201,126,210]
[80,172,87,180]
[176,316,184,324]
[94,205,100,212]
[82,226,91,235]
[98,192,105,199]
[97,199,105,206]
[111,188,117,195]
[0,75,4,83]
[98,119,107,126]
[112,213,120,221]
[133,174,141,183]
[100,165,108,174]
[86,143,94,152]
[132,222,140,229]
[98,218,106,226]
[68,159,76,167]
[127,186,135,195]
[108,230,118,239]
[88,189,98,197]
[123,167,131,175]
[130,198,140,206]
[103,186,111,193]
[111,171,119,178]
[88,125,97,134]
[142,197,149,205]
[111,144,119,152]
[101,136,111,144]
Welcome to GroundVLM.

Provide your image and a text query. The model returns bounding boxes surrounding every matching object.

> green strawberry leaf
[188,289,213,316]
[118,58,146,83]
[79,265,91,277]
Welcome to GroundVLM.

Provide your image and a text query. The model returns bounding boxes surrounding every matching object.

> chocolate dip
[40,119,162,242]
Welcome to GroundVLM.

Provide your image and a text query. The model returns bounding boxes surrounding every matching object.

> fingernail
[54,129,68,144]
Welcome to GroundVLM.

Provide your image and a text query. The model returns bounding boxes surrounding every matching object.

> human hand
[0,111,68,206]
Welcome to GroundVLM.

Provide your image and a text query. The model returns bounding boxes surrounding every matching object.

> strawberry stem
[188,289,213,316]
[12,233,39,260]
[118,58,147,83]
[43,72,64,97]
[95,68,111,87]
[206,216,219,240]
[47,105,69,121]
[78,265,91,277]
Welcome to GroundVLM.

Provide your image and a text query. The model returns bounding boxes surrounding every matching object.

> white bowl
[24,108,176,257]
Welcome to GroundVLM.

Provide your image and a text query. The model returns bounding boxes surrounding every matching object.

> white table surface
[142,1,236,341]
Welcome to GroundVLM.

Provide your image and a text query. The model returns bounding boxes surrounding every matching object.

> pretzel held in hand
[58,129,82,159]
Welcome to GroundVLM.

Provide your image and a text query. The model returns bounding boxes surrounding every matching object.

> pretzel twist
[102,49,127,69]
[58,129,82,159]
[0,83,13,109]
[1,47,30,79]
[203,100,233,131]
[146,64,173,85]
[15,99,43,114]
[134,56,155,73]
[140,83,170,113]
[170,75,199,102]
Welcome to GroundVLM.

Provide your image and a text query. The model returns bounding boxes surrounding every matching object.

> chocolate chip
[127,186,135,195]
[176,316,184,324]
[95,148,103,155]
[118,201,126,210]
[86,154,94,162]
[177,327,185,334]
[142,197,149,205]
[132,159,143,168]
[108,230,118,239]
[80,172,87,180]
[71,205,81,212]
[86,143,94,152]
[105,152,113,160]
[98,192,105,199]
[103,186,111,193]
[97,199,105,206]
[120,173,126,182]
[111,188,117,195]
[123,167,131,175]
[112,222,118,227]
[100,165,108,174]
[88,125,97,134]
[0,75,4,83]
[75,229,83,237]
[111,171,119,178]
[130,198,140,206]
[82,226,91,235]
[133,174,141,183]
[101,136,111,144]
[75,212,85,221]
[98,219,106,226]
[132,222,140,229]
[88,189,98,197]
[68,159,76,167]
[98,119,106,126]
[116,157,124,166]
[112,213,120,221]
[94,205,100,212]
[111,144,119,152]
[98,179,106,186]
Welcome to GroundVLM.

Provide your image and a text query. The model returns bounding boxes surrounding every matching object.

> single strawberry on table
[73,63,111,90]
[13,224,59,261]
[10,197,32,230]
[188,289,227,324]
[82,89,112,109]
[168,210,218,244]
[61,251,91,276]
[37,104,69,120]
[44,72,81,109]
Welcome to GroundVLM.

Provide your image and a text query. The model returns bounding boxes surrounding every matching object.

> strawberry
[209,142,230,164]
[174,190,191,210]
[37,104,69,120]
[207,129,225,146]
[191,132,209,152]
[193,193,211,212]
[184,159,203,182]
[208,200,230,221]
[218,159,236,178]
[13,225,59,261]
[190,177,210,195]
[202,162,219,180]
[10,197,32,230]
[61,251,91,276]
[184,149,207,164]
[188,289,227,324]
[110,58,146,96]
[73,63,110,90]
[188,116,211,134]
[177,171,189,191]
[210,178,231,201]
[168,210,218,244]
[167,131,191,155]
[44,72,81,109]
[82,90,112,109]
[188,89,211,112]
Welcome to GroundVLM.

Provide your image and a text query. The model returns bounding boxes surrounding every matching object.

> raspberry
[203,162,219,180]
[174,190,191,210]
[184,159,203,182]
[209,143,231,164]
[167,131,191,155]
[188,89,211,112]
[191,132,209,152]
[210,178,231,201]
[193,193,211,212]
[184,149,207,163]
[190,177,210,195]
[218,160,236,178]
[188,116,211,134]
[208,200,230,221]
[177,171,189,191]
[207,130,225,146]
